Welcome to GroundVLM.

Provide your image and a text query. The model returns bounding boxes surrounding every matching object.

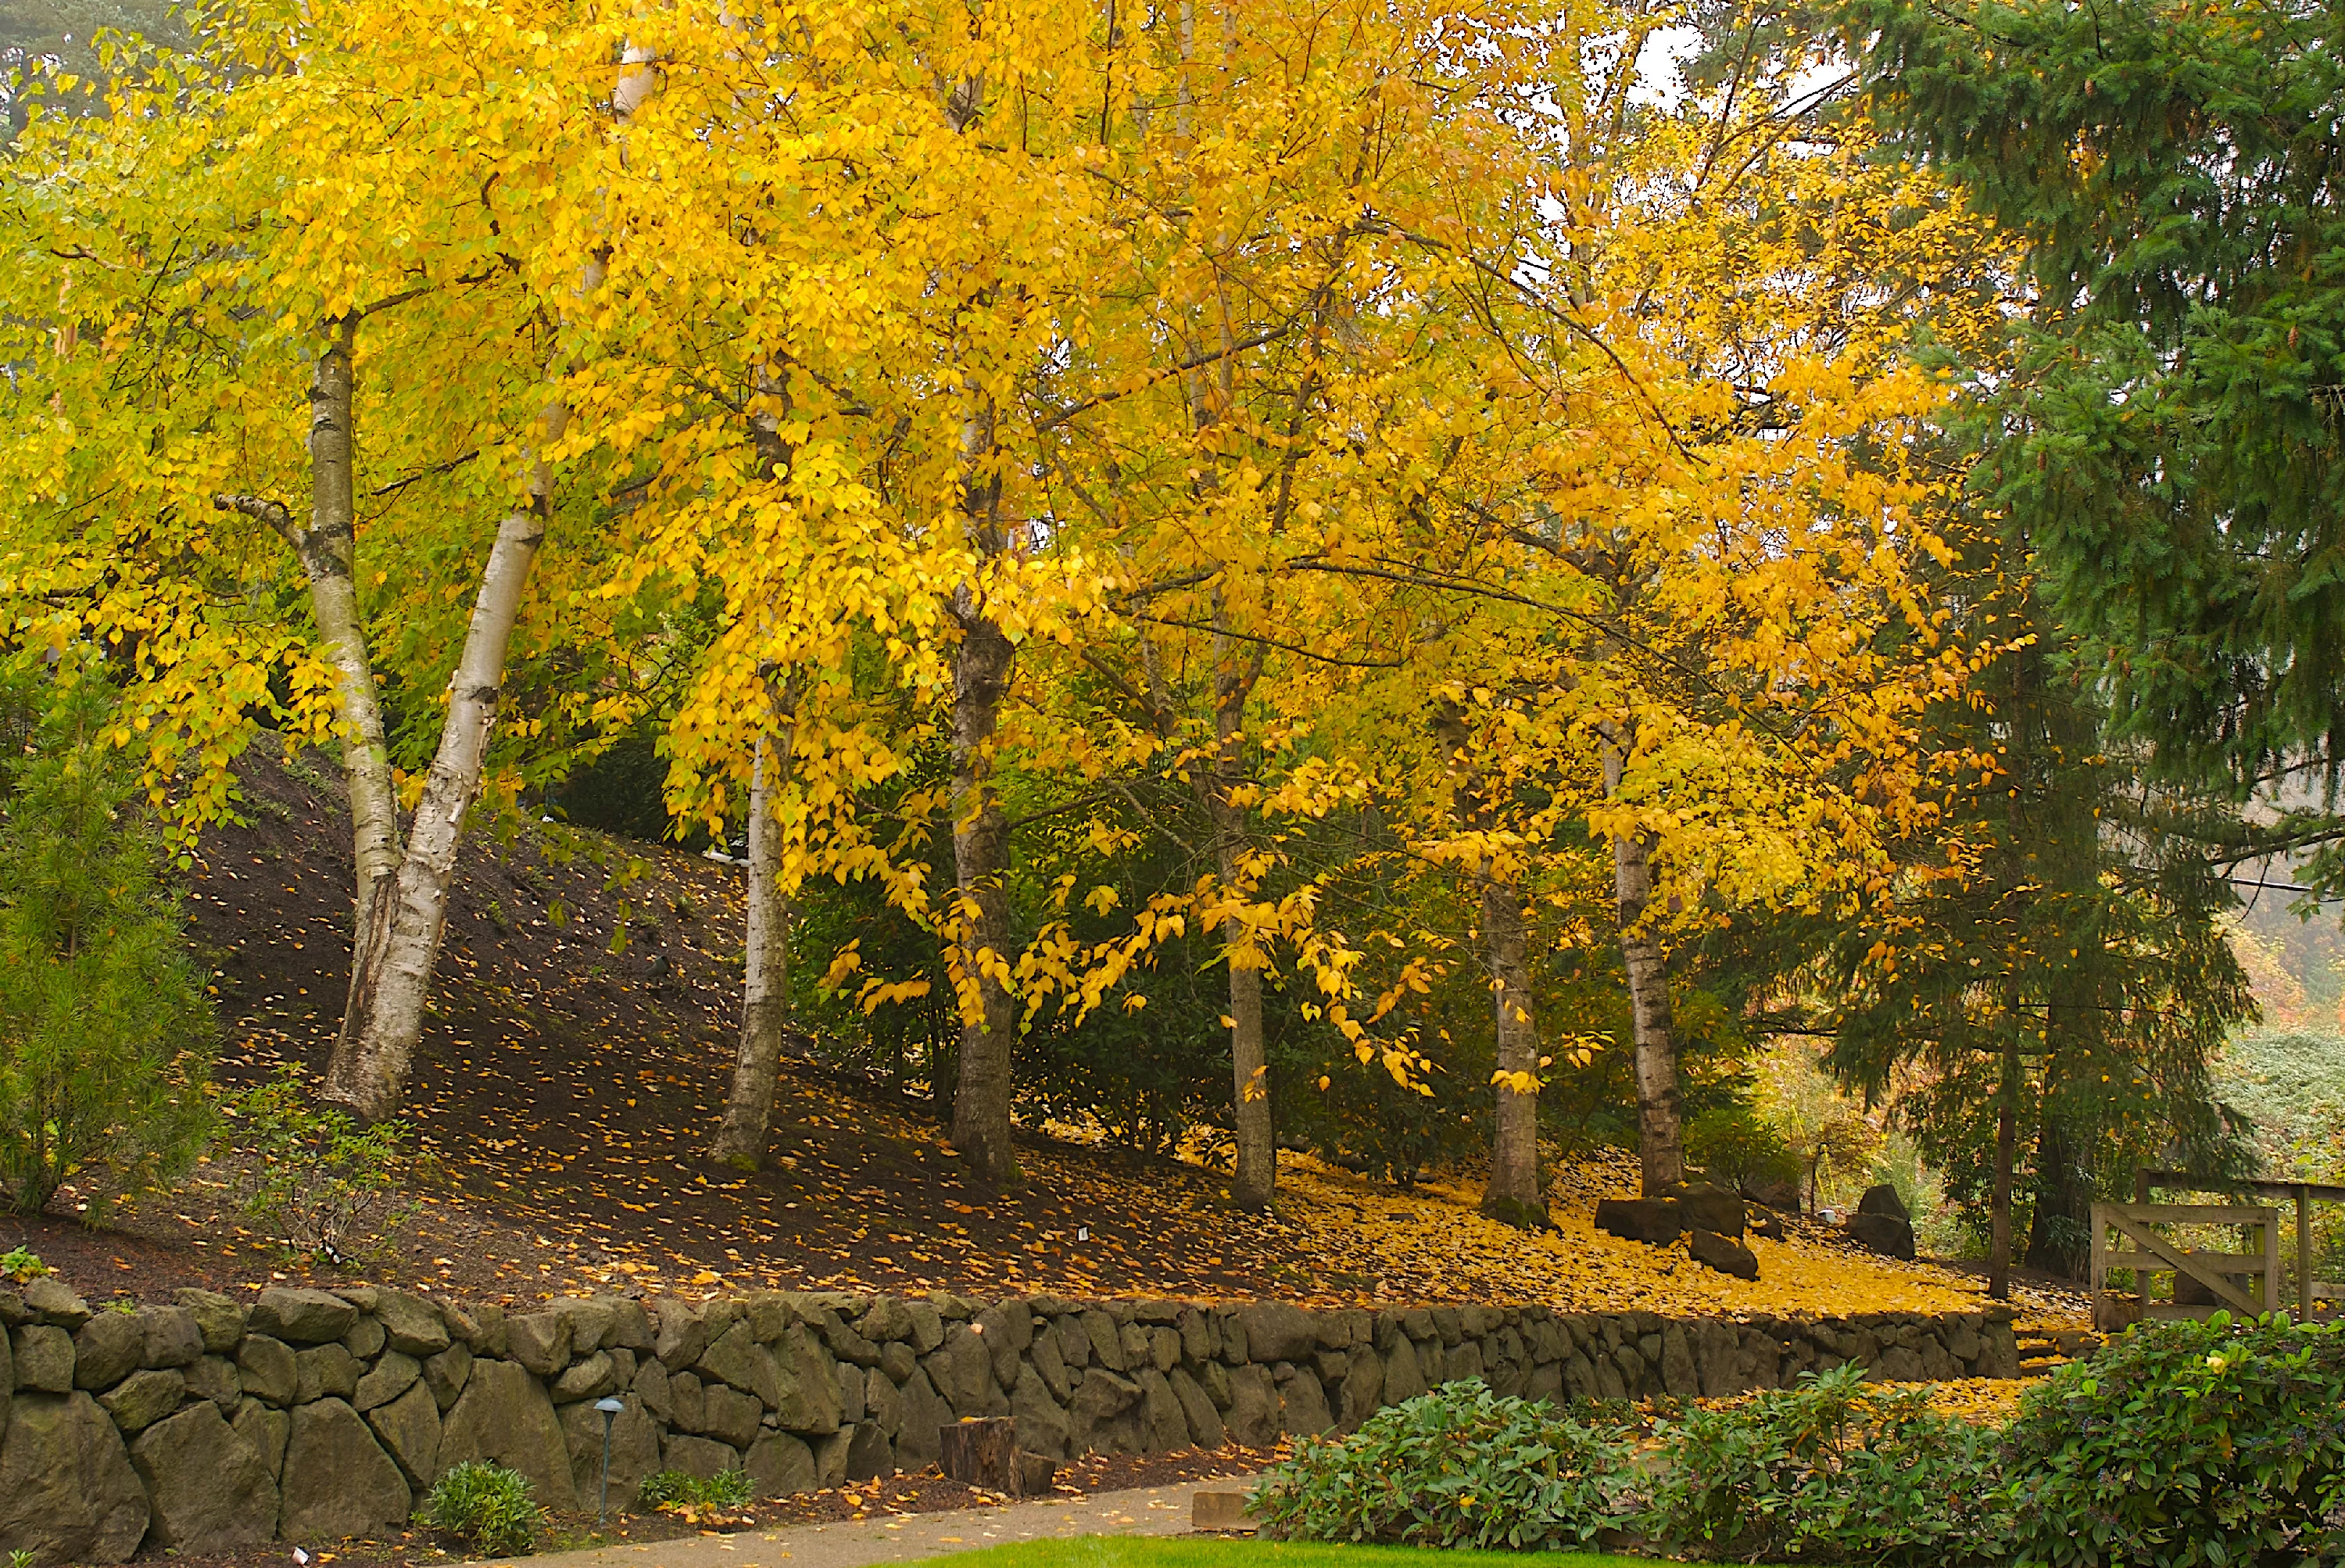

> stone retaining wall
[0,1276,2019,1564]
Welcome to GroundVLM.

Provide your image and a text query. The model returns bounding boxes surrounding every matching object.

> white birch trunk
[711,680,799,1165]
[1479,868,1548,1226]
[1604,730,1684,1195]
[320,47,657,1120]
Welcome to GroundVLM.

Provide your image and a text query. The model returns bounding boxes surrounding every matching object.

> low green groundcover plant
[1251,1380,1635,1550]
[424,1459,541,1554]
[638,1468,756,1510]
[1642,1363,2003,1563]
[1999,1312,2345,1567]
[1260,1316,2345,1566]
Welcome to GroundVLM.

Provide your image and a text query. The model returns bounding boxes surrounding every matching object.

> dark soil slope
[9,743,1324,1307]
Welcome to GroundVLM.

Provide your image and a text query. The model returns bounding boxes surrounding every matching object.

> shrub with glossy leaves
[424,1460,539,1554]
[1250,1381,1634,1550]
[1999,1312,2345,1567]
[1643,1363,2007,1564]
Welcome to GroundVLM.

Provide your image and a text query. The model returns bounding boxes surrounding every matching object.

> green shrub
[225,1063,415,1264]
[1250,1382,1634,1550]
[1643,1363,2007,1564]
[1685,1101,1803,1196]
[0,666,213,1214]
[637,1468,754,1510]
[424,1460,540,1554]
[0,1246,46,1283]
[2000,1312,2345,1566]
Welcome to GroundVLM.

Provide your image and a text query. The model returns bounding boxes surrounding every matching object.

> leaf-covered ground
[0,743,2084,1341]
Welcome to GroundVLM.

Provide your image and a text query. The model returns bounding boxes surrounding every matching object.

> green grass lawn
[933,1539,1655,1567]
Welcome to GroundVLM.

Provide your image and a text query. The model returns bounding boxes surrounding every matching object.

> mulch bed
[142,1448,1280,1568]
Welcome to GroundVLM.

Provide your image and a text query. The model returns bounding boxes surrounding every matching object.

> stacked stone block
[0,1276,2021,1565]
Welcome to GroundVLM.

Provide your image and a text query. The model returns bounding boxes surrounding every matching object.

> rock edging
[0,1279,2021,1564]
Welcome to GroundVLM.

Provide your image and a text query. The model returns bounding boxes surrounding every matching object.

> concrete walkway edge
[477,1481,1248,1568]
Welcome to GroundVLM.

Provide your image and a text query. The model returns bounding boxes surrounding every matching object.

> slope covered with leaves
[2,744,2030,1333]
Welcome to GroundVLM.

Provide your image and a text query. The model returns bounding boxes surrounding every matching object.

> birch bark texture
[1479,871,1547,1226]
[324,47,661,1121]
[216,313,404,1042]
[711,684,799,1167]
[1604,729,1684,1195]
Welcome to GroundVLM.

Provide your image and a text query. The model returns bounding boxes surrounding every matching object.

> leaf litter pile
[0,745,2072,1342]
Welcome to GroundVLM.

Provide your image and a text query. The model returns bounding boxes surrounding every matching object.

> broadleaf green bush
[1250,1381,1634,1550]
[637,1468,754,1509]
[1999,1312,2345,1566]
[424,1459,540,1554]
[1643,1362,2007,1563]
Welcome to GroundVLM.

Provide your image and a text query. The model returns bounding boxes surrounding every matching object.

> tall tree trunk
[305,319,406,990]
[320,48,656,1121]
[1989,1042,2020,1299]
[947,603,1020,1186]
[711,679,798,1167]
[219,317,403,1044]
[1604,734,1682,1195]
[1199,605,1272,1212]
[2024,1101,2091,1280]
[325,498,549,1119]
[1209,801,1273,1212]
[1479,871,1547,1226]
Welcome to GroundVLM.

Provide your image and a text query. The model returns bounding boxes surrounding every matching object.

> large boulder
[506,1310,573,1376]
[374,1291,450,1358]
[925,1326,993,1418]
[250,1288,357,1345]
[73,1312,143,1390]
[1661,1183,1747,1238]
[894,1366,951,1467]
[1594,1197,1684,1245]
[235,1335,298,1405]
[696,1323,782,1411]
[698,1384,761,1448]
[1221,1364,1280,1447]
[843,1422,893,1482]
[422,1342,473,1410]
[661,1433,739,1479]
[1169,1367,1223,1448]
[1857,1183,1910,1223]
[174,1289,247,1353]
[1009,1365,1069,1459]
[137,1307,204,1370]
[98,1368,185,1433]
[0,1392,148,1564]
[365,1379,442,1489]
[1234,1304,1316,1364]
[438,1357,579,1511]
[1849,1212,1917,1260]
[279,1399,410,1541]
[232,1398,290,1481]
[21,1279,87,1330]
[773,1326,843,1434]
[1688,1228,1761,1280]
[356,1350,422,1412]
[129,1402,279,1552]
[11,1326,70,1394]
[1276,1368,1334,1436]
[745,1430,817,1498]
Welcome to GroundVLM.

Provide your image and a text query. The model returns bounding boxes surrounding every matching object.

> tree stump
[939,1417,1022,1495]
